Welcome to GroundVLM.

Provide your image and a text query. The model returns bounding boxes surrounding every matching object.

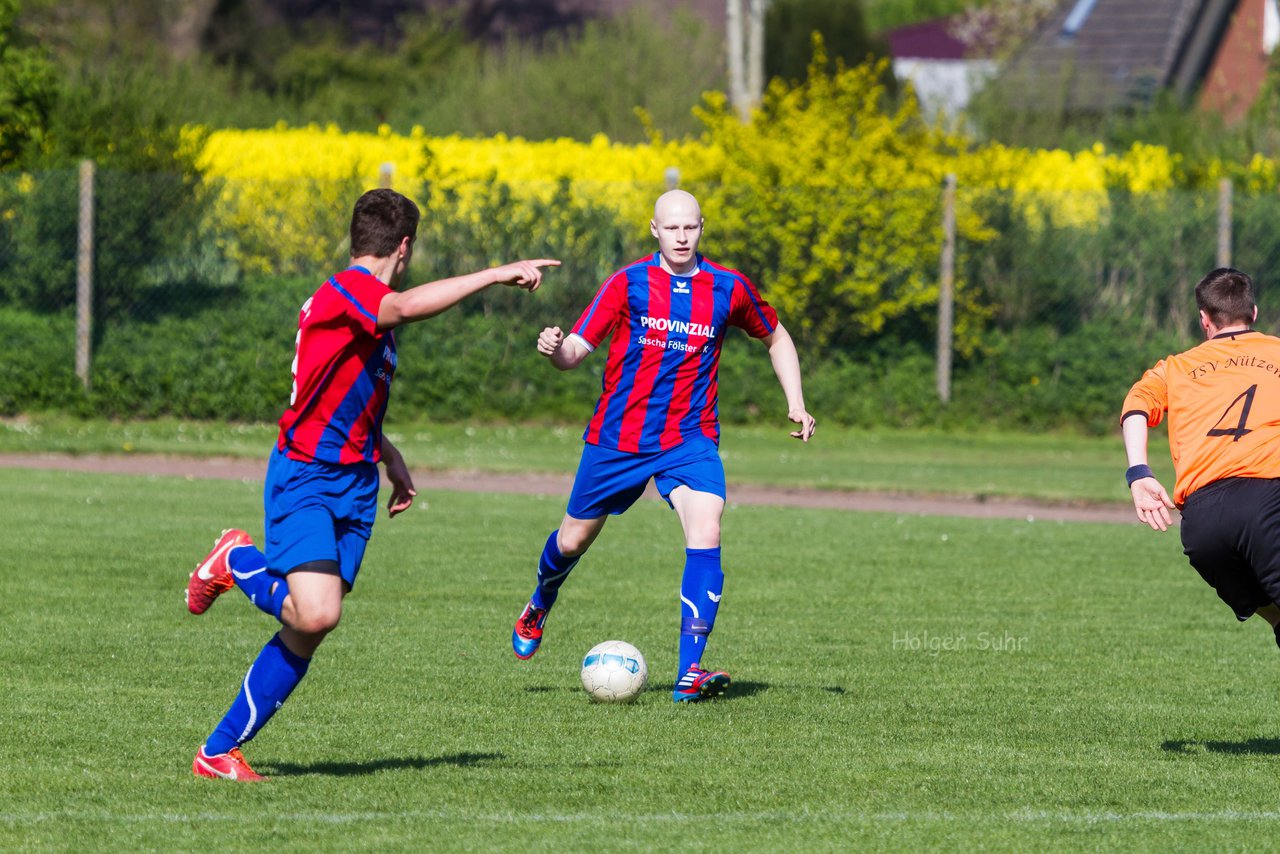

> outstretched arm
[537,326,592,371]
[380,436,417,518]
[760,322,816,442]
[377,259,560,331]
[1122,412,1175,531]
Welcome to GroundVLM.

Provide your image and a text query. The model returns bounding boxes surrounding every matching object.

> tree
[764,0,887,86]
[0,0,58,167]
[692,39,979,351]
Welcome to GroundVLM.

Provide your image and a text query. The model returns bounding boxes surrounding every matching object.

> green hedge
[0,285,1189,435]
[0,165,1227,434]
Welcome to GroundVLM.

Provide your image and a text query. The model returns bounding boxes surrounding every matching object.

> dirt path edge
[1,452,1154,526]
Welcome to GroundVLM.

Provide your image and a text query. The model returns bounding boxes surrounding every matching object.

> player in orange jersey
[1122,267,1280,641]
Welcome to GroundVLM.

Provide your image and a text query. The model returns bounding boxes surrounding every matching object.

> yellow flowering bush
[188,122,719,274]
[183,70,1279,351]
[956,141,1183,231]
[686,48,993,350]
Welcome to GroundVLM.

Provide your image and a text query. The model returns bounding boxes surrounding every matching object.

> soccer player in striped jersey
[1123,267,1280,648]
[185,189,557,781]
[511,189,816,702]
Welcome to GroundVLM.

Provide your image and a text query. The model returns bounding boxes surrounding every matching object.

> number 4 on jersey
[1207,384,1258,442]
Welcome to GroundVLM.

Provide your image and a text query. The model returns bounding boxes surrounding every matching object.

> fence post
[76,160,94,392]
[936,173,956,405]
[726,0,748,121]
[1217,177,1232,268]
[746,0,766,106]
[380,162,394,189]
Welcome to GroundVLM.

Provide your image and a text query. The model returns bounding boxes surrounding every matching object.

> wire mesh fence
[1,166,1274,432]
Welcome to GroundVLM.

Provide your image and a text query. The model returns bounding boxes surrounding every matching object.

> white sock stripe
[540,566,574,585]
[679,594,700,619]
[237,663,258,744]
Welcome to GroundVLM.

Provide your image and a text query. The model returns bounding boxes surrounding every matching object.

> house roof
[1005,0,1236,110]
[886,18,970,60]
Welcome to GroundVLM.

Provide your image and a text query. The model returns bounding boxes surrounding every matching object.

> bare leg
[668,486,724,549]
[279,570,347,658]
[556,513,608,556]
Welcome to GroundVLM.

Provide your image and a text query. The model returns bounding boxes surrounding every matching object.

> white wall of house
[893,58,999,121]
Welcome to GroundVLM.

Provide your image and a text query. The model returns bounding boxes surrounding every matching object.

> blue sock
[530,530,579,611]
[205,633,310,756]
[679,547,724,675]
[229,545,289,620]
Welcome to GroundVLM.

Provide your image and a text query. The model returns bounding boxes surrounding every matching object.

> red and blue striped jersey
[277,266,396,465]
[570,253,778,453]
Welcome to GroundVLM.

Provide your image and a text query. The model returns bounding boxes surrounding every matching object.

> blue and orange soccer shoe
[673,664,731,703]
[513,602,548,660]
[193,745,265,782]
[186,528,253,615]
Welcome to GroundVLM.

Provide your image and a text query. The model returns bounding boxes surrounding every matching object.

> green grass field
[5,464,1280,852]
[0,415,1173,504]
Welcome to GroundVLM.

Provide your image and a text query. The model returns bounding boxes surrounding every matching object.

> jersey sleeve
[1122,360,1169,427]
[571,270,627,349]
[329,271,391,338]
[728,273,778,338]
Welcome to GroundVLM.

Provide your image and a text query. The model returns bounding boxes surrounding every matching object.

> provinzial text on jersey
[640,316,717,338]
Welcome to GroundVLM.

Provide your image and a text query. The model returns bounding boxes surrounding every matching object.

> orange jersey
[1123,330,1280,506]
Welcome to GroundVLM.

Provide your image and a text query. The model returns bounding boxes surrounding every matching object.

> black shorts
[1180,478,1280,620]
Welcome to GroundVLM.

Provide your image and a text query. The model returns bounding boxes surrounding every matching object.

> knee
[558,531,590,557]
[687,521,721,550]
[283,599,342,638]
[557,524,600,557]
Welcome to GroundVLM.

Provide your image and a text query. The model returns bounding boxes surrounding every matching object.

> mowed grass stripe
[0,415,1174,503]
[9,808,1280,824]
[5,467,1280,852]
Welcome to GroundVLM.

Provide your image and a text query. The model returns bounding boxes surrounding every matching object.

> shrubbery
[4,50,1271,434]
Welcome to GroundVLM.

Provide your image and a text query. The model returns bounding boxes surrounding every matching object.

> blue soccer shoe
[672,664,730,702]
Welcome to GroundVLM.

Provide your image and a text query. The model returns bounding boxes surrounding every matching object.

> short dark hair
[350,189,420,258]
[1195,267,1255,327]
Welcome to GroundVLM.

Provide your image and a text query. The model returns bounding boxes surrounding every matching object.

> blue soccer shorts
[263,446,379,589]
[566,437,726,519]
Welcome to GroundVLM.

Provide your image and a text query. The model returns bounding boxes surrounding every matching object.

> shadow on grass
[524,681,774,701]
[266,751,505,777]
[1162,738,1280,756]
[658,680,770,701]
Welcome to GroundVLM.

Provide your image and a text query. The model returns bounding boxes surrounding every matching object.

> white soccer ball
[580,640,648,703]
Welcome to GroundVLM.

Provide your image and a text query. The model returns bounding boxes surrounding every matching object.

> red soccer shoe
[192,745,266,782]
[186,528,253,615]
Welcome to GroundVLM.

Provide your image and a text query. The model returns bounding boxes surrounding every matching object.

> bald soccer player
[509,190,817,702]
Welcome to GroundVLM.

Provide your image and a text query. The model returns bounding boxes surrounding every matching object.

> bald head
[650,190,703,274]
[653,189,702,222]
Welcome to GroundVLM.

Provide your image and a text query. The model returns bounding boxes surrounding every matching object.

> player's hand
[383,454,417,518]
[788,408,816,442]
[1130,477,1175,531]
[537,326,564,357]
[494,259,560,293]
